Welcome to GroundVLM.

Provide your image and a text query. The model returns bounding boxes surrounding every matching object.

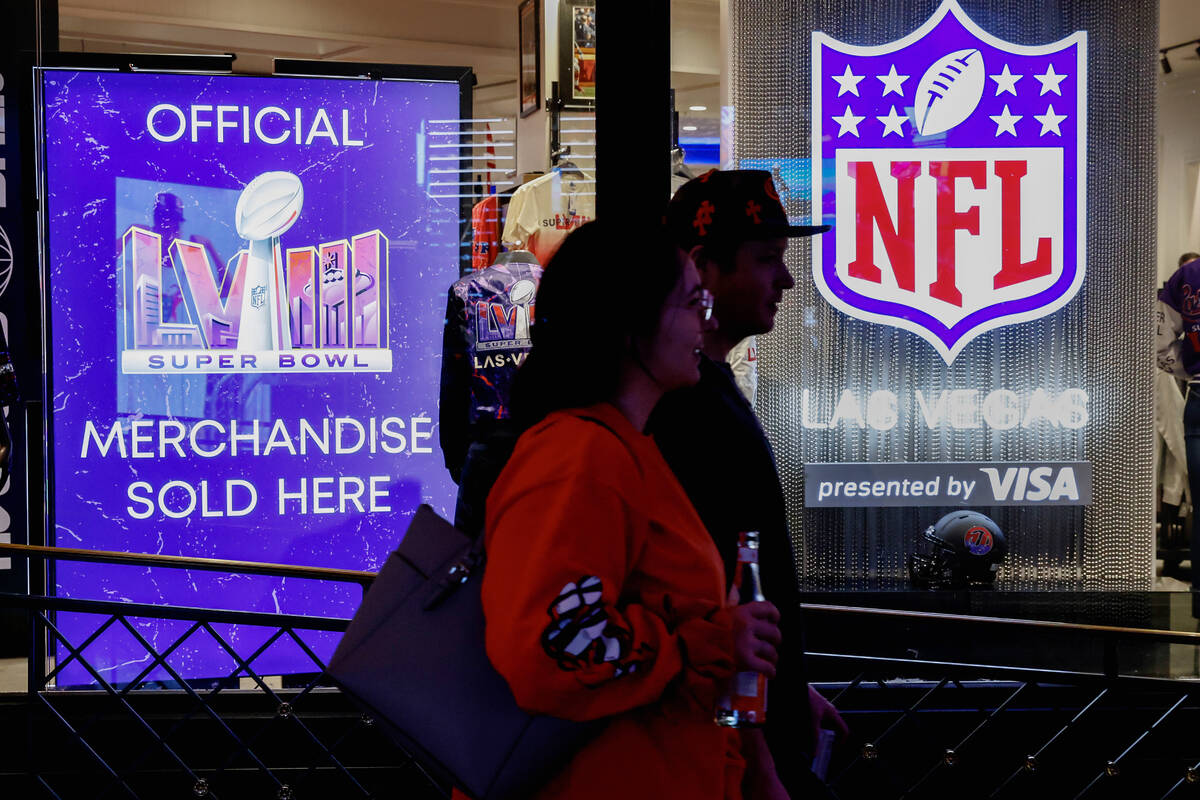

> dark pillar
[0,0,56,662]
[596,2,671,221]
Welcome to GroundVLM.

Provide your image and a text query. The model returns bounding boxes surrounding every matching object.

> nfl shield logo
[811,0,1086,363]
[250,284,267,310]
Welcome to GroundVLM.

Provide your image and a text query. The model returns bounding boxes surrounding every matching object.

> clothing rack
[548,81,596,198]
[420,117,517,201]
[419,117,518,271]
[669,89,695,182]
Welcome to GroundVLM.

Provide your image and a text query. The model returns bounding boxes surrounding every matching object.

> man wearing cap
[650,169,846,797]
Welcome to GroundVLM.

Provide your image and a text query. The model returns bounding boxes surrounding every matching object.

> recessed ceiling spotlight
[688,105,708,111]
[682,125,698,131]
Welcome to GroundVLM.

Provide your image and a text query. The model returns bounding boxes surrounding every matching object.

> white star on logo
[1034,64,1067,96]
[990,64,1023,96]
[989,105,1021,136]
[833,106,865,137]
[876,65,910,97]
[1034,104,1067,136]
[832,65,866,97]
[876,105,908,137]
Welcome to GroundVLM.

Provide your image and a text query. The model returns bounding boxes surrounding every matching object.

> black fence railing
[0,542,446,800]
[800,604,1200,800]
[5,543,1200,799]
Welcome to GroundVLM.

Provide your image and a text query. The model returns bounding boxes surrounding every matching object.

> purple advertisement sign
[42,69,462,685]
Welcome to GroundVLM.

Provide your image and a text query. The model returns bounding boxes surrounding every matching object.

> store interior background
[50,0,723,176]
[0,0,1198,751]
[12,0,1200,591]
[1159,0,1200,282]
[0,0,1189,697]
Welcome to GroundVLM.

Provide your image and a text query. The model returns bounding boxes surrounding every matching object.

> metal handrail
[8,546,1200,800]
[0,542,376,586]
[5,542,1200,646]
[800,602,1200,647]
[0,592,353,632]
[804,651,1200,690]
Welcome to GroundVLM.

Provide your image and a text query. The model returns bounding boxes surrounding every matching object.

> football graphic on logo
[913,49,985,136]
[508,278,536,306]
[235,171,304,240]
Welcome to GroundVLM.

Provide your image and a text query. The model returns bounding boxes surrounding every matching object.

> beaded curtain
[730,0,1157,590]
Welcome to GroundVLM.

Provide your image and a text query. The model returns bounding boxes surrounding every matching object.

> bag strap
[424,412,638,610]
[420,506,488,610]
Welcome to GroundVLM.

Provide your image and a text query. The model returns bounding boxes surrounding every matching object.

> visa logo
[978,465,1079,502]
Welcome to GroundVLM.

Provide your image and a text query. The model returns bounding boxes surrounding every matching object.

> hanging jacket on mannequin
[439,253,542,535]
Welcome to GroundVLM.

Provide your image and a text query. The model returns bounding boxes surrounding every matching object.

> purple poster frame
[40,66,466,685]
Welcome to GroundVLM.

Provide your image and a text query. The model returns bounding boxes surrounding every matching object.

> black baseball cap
[665,169,829,251]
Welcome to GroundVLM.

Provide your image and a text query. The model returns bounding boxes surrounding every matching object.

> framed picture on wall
[519,0,541,117]
[557,0,596,107]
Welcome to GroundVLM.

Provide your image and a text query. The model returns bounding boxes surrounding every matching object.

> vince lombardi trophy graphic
[509,278,535,341]
[234,171,304,351]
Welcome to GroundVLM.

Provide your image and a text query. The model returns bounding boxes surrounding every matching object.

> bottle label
[737,547,757,563]
[734,671,759,697]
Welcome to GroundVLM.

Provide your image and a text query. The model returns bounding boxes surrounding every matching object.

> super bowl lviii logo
[119,172,390,373]
[811,0,1085,362]
[476,277,536,355]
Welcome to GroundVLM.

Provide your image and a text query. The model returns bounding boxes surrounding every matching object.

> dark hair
[1181,252,1200,268]
[692,237,742,274]
[510,218,685,428]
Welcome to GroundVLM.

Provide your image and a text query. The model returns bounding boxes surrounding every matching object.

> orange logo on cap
[746,200,762,224]
[693,200,715,236]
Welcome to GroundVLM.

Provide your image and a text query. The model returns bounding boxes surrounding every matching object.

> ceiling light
[688,105,707,111]
[682,125,698,131]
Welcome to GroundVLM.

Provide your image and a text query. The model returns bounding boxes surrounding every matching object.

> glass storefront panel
[700,0,1156,597]
[20,0,604,685]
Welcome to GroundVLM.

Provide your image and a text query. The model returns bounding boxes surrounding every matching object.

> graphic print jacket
[439,258,542,481]
[1158,257,1200,380]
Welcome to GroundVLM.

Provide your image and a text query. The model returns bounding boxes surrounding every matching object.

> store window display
[1156,251,1200,585]
[501,167,595,267]
[444,0,600,538]
[440,253,543,536]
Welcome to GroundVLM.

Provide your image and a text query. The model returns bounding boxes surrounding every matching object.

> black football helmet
[908,511,1008,589]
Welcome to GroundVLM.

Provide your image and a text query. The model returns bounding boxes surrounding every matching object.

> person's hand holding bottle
[729,588,781,677]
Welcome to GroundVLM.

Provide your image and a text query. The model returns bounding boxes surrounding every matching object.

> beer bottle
[715,530,768,727]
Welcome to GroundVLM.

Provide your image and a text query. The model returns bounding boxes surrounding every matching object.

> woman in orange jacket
[483,219,789,800]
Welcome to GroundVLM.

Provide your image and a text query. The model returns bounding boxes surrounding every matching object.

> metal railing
[0,541,446,800]
[800,604,1200,800]
[5,542,1200,798]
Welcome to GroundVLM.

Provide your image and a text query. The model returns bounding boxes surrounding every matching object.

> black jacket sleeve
[651,365,817,787]
[439,286,470,483]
